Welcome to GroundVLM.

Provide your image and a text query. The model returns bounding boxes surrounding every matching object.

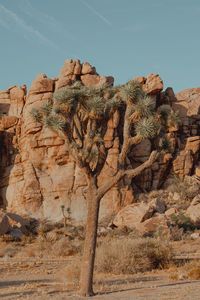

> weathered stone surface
[174,88,200,117]
[112,202,154,228]
[9,86,25,116]
[55,78,73,90]
[133,76,145,84]
[186,195,200,227]
[1,116,18,129]
[81,74,114,87]
[135,214,169,237]
[0,211,11,235]
[0,211,30,235]
[0,58,199,226]
[173,150,194,178]
[185,136,200,156]
[28,74,54,95]
[165,207,178,218]
[81,62,96,75]
[143,74,163,95]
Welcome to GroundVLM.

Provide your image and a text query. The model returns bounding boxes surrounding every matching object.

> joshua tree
[31,80,160,296]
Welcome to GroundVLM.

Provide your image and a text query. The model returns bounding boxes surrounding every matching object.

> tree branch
[97,150,158,201]
[97,170,124,201]
[124,150,158,178]
[118,104,132,166]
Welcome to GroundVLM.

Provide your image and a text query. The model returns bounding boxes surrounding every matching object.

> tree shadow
[0,278,51,288]
[0,130,18,209]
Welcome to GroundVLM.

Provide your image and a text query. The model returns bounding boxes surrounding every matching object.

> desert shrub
[52,237,80,257]
[170,213,195,232]
[170,226,185,241]
[58,259,80,287]
[173,176,200,202]
[36,223,51,236]
[170,260,200,281]
[0,244,18,257]
[95,237,173,274]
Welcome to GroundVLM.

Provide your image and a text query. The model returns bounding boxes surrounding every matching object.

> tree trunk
[79,187,100,297]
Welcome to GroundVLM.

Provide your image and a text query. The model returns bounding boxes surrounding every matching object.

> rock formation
[0,59,199,224]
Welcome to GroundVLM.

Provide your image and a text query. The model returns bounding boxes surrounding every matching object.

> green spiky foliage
[30,108,41,123]
[161,137,172,153]
[107,96,122,111]
[159,108,170,119]
[43,114,66,130]
[31,80,161,173]
[135,116,161,139]
[30,77,164,297]
[130,96,155,121]
[167,111,181,127]
[120,80,144,103]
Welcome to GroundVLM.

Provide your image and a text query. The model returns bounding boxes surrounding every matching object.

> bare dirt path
[1,257,200,300]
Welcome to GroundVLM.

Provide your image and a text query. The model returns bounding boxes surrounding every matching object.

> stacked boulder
[0,59,199,225]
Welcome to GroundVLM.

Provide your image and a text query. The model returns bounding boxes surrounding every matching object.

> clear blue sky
[0,0,199,93]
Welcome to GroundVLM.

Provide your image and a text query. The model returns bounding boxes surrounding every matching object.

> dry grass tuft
[53,238,80,257]
[58,259,80,287]
[95,237,173,275]
[169,260,200,281]
[0,243,18,258]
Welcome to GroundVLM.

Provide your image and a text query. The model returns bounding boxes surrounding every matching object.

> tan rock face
[0,210,30,236]
[0,58,199,225]
[186,195,200,227]
[1,116,18,129]
[81,74,114,87]
[112,198,166,229]
[174,88,200,117]
[28,74,54,95]
[135,214,169,237]
[133,74,163,95]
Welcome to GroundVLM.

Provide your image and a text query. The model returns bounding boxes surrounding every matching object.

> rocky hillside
[0,59,199,224]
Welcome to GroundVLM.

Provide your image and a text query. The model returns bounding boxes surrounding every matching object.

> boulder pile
[0,59,199,225]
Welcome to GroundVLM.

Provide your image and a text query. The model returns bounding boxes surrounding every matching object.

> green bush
[170,212,195,231]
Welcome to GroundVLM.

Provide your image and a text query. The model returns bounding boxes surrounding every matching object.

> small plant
[95,237,173,274]
[37,223,50,236]
[58,259,81,287]
[61,205,71,229]
[170,226,184,241]
[172,176,200,202]
[170,212,195,232]
[161,137,172,153]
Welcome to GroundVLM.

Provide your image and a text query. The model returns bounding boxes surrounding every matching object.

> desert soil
[1,250,200,300]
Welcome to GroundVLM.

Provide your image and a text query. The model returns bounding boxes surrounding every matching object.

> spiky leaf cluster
[52,87,80,112]
[43,114,66,130]
[30,108,41,123]
[129,96,155,123]
[41,102,52,116]
[161,137,172,153]
[107,96,122,111]
[167,111,181,127]
[120,81,144,103]
[87,96,105,117]
[135,116,161,139]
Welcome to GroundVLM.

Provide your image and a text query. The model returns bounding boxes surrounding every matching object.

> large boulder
[112,198,166,228]
[134,74,163,95]
[135,214,169,237]
[0,211,30,236]
[186,195,200,227]
[174,88,200,117]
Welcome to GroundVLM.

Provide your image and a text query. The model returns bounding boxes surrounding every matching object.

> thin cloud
[18,0,76,41]
[0,3,60,50]
[80,0,112,27]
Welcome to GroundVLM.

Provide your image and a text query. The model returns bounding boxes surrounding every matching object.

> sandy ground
[1,255,200,300]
